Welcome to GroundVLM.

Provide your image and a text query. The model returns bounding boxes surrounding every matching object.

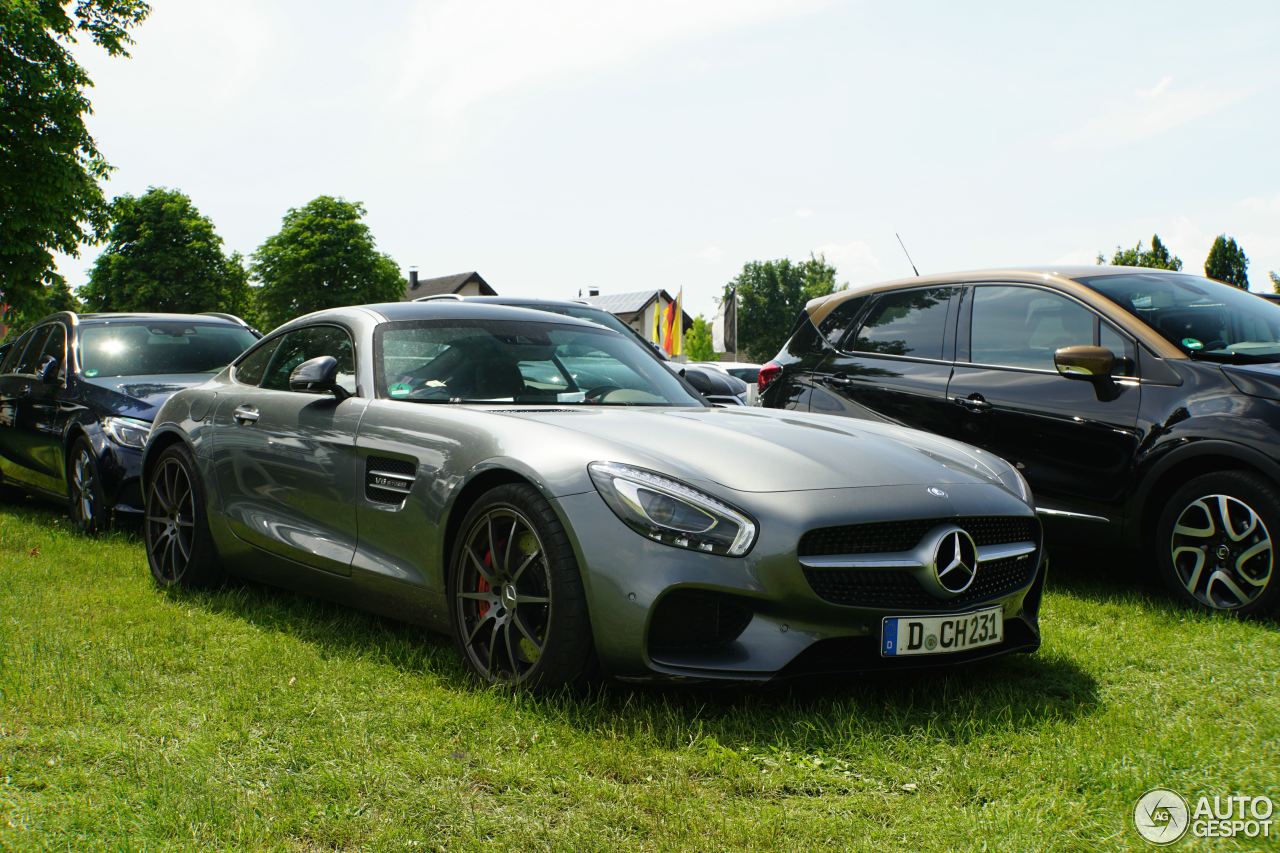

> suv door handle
[826,373,853,388]
[232,405,259,425]
[952,394,992,413]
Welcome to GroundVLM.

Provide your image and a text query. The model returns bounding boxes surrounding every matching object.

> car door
[944,282,1142,523]
[210,324,368,576]
[808,285,960,434]
[0,325,57,490]
[20,322,71,494]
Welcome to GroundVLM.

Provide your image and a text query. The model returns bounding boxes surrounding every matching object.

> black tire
[447,483,594,689]
[1156,470,1280,616]
[143,442,224,588]
[67,436,108,535]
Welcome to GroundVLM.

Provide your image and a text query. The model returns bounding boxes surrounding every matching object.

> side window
[1100,321,1137,377]
[261,326,356,394]
[232,338,281,386]
[1,330,35,374]
[37,324,67,380]
[15,326,54,375]
[851,288,952,360]
[817,296,867,349]
[970,286,1095,371]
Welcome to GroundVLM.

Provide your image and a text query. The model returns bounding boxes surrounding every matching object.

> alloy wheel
[146,457,196,584]
[454,507,552,682]
[71,448,98,529]
[1169,493,1273,610]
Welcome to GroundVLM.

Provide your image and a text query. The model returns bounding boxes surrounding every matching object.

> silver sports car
[142,301,1045,686]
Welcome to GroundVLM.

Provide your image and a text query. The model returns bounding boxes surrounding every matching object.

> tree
[251,196,404,329]
[0,0,150,330]
[1097,234,1183,270]
[684,315,716,362]
[1271,271,1280,295]
[729,254,843,362]
[1203,235,1249,288]
[80,188,252,315]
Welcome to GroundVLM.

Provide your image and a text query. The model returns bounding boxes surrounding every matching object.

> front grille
[798,515,1038,556]
[799,515,1041,610]
[366,456,416,505]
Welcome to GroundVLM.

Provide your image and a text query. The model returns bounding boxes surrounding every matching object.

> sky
[59,0,1280,320]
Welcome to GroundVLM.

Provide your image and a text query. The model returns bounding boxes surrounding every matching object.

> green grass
[1,500,1277,851]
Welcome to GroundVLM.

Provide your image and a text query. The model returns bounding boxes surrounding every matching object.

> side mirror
[36,354,60,385]
[1054,345,1115,380]
[289,356,350,400]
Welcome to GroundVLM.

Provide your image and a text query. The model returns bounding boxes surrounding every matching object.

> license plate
[881,606,1003,657]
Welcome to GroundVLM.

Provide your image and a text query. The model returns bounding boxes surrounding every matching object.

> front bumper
[556,482,1044,682]
[94,439,145,515]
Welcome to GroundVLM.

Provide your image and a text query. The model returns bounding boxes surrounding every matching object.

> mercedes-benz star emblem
[934,528,979,594]
[928,487,948,498]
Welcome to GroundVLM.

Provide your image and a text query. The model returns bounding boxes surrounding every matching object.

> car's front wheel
[67,437,107,535]
[144,443,223,588]
[1157,471,1280,616]
[447,483,594,688]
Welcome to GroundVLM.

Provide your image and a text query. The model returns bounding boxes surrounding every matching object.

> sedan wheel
[449,484,593,688]
[143,443,223,588]
[1158,471,1280,615]
[68,438,106,535]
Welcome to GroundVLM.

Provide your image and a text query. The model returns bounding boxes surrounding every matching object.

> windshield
[79,322,259,378]
[377,319,702,406]
[1077,272,1280,363]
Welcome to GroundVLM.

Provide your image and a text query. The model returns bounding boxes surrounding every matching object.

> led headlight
[102,416,152,449]
[588,462,757,557]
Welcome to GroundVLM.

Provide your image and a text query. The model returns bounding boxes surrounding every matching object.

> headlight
[588,462,757,557]
[102,416,151,449]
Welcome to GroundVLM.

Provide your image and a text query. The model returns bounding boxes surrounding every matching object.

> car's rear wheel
[144,443,223,588]
[447,483,593,688]
[1157,471,1280,616]
[68,437,107,535]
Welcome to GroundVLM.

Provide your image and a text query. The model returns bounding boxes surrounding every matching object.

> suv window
[232,338,281,386]
[261,326,356,394]
[37,324,67,380]
[15,326,54,375]
[1,329,35,374]
[817,296,867,348]
[970,286,1096,371]
[851,288,952,359]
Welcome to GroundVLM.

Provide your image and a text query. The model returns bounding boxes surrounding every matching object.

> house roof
[584,289,666,316]
[404,271,496,300]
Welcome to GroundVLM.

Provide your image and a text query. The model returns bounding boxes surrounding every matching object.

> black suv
[761,266,1280,615]
[0,312,259,531]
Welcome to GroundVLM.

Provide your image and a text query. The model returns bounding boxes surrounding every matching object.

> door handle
[952,394,992,413]
[232,405,260,425]
[826,373,853,388]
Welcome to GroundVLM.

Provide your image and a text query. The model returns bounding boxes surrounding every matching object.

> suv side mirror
[1054,345,1115,380]
[289,356,350,400]
[682,369,714,394]
[36,354,60,385]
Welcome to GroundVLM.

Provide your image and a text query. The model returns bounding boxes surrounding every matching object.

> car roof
[805,265,1197,360]
[77,313,246,325]
[306,300,605,329]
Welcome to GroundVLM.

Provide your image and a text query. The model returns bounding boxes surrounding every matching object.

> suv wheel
[1156,471,1279,615]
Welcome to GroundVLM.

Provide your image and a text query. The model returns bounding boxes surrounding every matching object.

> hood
[80,374,215,420]
[1222,363,1280,401]
[500,406,1018,494]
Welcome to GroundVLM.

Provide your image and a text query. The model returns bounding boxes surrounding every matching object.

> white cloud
[1135,75,1173,98]
[1241,192,1280,215]
[814,239,883,283]
[1055,79,1249,151]
[393,0,829,117]
[694,245,724,262]
[794,208,815,219]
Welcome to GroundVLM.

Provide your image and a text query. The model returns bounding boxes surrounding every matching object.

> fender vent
[366,456,416,505]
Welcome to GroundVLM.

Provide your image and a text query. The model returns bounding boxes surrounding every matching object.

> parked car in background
[142,300,1045,687]
[691,360,762,403]
[760,267,1280,616]
[0,312,259,532]
[415,294,751,405]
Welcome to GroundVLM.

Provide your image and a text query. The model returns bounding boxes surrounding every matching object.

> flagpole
[732,286,738,362]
